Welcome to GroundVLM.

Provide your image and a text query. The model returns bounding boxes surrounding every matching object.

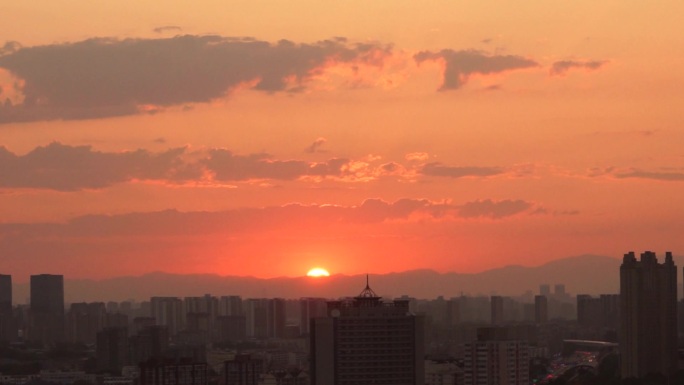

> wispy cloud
[414,49,537,90]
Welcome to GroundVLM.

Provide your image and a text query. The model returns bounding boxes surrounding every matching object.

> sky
[0,1,683,282]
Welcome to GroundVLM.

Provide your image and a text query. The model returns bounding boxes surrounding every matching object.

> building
[219,296,243,317]
[224,354,262,385]
[491,296,504,325]
[310,277,425,385]
[534,295,547,324]
[97,327,129,374]
[299,298,327,335]
[620,251,677,379]
[576,294,620,331]
[139,360,207,385]
[67,302,107,344]
[129,325,170,365]
[29,274,65,343]
[151,297,184,338]
[463,327,529,385]
[0,274,14,341]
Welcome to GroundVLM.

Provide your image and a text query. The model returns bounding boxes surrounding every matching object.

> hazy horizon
[1,2,682,281]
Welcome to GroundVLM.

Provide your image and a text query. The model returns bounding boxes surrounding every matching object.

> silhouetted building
[140,359,207,385]
[534,295,548,324]
[97,327,129,374]
[0,274,14,341]
[620,251,677,379]
[310,277,425,385]
[539,284,550,297]
[224,354,262,385]
[244,299,267,339]
[219,296,243,317]
[299,298,327,335]
[29,274,65,343]
[130,325,169,365]
[490,296,504,325]
[67,302,107,344]
[577,294,620,332]
[464,329,529,385]
[151,297,184,338]
[268,298,286,339]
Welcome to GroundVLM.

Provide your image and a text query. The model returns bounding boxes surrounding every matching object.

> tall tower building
[620,251,677,379]
[0,274,13,341]
[534,295,548,324]
[490,296,504,325]
[310,277,425,385]
[29,274,65,344]
[299,297,327,335]
[151,297,184,338]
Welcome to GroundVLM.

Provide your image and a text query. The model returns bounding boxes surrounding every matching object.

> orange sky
[0,1,683,282]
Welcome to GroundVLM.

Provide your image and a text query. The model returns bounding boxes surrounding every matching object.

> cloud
[304,137,327,153]
[0,142,197,191]
[550,60,606,76]
[457,199,533,219]
[421,162,504,178]
[153,26,182,34]
[614,169,684,181]
[0,35,391,123]
[414,49,537,90]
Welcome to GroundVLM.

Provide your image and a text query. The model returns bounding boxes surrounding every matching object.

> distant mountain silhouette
[12,254,644,303]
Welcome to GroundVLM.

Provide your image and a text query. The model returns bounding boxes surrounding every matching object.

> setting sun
[307,267,330,277]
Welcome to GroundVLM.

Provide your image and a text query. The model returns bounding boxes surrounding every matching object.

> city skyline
[1,2,683,280]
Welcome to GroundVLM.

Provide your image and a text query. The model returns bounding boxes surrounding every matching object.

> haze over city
[1,2,683,280]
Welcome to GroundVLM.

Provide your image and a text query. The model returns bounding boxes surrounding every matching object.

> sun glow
[307,267,330,277]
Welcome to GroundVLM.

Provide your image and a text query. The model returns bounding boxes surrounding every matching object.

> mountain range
[9,254,649,303]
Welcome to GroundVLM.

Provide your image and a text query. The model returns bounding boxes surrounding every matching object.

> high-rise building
[577,294,620,331]
[620,251,677,379]
[151,297,184,338]
[219,296,243,317]
[129,325,170,365]
[299,298,327,335]
[310,277,425,385]
[0,275,10,313]
[97,327,129,374]
[534,295,548,324]
[464,327,529,385]
[67,302,107,344]
[539,284,551,297]
[29,274,65,343]
[490,296,504,325]
[0,274,13,342]
[244,299,268,339]
[267,298,286,339]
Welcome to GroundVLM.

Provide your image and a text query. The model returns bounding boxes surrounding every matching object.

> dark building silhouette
[534,295,548,324]
[67,302,107,344]
[620,251,678,379]
[97,327,129,374]
[151,297,184,338]
[299,298,327,335]
[490,296,504,325]
[310,277,425,385]
[576,294,620,331]
[268,298,286,339]
[0,274,14,342]
[29,274,65,344]
[224,354,262,385]
[130,325,170,365]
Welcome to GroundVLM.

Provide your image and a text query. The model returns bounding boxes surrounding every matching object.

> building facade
[620,251,677,379]
[29,274,65,343]
[310,278,425,385]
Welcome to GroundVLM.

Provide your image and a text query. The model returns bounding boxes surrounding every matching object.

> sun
[307,267,330,277]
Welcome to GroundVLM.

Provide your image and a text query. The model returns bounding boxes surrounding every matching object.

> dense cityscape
[0,251,681,385]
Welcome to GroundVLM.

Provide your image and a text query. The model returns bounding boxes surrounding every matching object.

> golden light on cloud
[307,267,330,277]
